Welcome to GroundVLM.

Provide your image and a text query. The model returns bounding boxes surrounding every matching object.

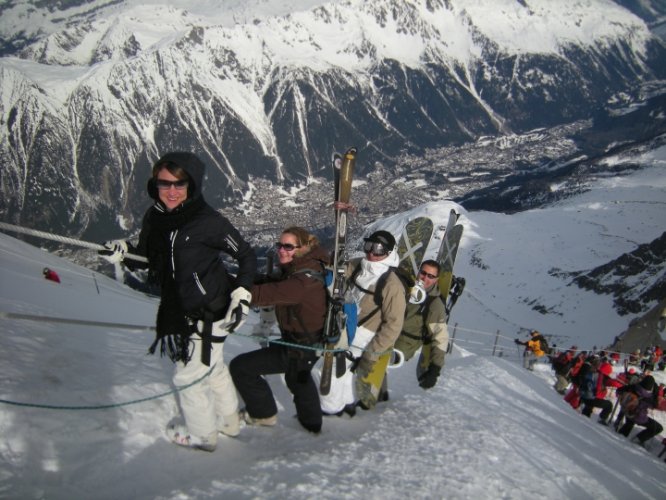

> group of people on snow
[98,152,450,452]
[628,345,666,372]
[514,328,666,454]
[552,348,665,453]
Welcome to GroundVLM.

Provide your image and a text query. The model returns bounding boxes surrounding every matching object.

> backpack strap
[417,294,440,341]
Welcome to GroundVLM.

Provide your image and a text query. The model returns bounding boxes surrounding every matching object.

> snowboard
[418,212,463,376]
[396,216,434,283]
[357,216,434,407]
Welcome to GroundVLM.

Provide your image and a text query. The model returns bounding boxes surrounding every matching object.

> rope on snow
[0,365,215,411]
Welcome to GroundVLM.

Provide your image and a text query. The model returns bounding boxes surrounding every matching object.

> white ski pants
[173,336,238,439]
[315,326,375,414]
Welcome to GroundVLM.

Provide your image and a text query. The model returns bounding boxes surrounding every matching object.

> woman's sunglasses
[275,242,301,251]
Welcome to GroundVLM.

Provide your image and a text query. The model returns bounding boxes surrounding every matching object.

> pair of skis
[396,208,464,308]
[319,147,356,396]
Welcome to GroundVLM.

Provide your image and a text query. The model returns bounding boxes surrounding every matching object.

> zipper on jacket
[169,230,178,280]
[193,272,207,296]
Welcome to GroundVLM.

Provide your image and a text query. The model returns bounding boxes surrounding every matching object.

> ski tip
[345,147,357,156]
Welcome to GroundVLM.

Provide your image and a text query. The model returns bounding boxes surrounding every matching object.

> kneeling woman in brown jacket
[230,226,329,433]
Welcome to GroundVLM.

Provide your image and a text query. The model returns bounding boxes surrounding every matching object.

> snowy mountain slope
[1,0,664,238]
[1,226,665,499]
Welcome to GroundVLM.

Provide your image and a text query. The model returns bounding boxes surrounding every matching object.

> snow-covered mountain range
[1,0,665,238]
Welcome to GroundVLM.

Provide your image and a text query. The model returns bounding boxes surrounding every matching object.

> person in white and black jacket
[99,151,256,452]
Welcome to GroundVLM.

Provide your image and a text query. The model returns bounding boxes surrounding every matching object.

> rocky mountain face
[611,298,666,353]
[0,0,665,239]
[571,232,666,316]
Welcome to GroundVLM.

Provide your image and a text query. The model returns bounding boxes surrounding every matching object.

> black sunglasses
[156,179,189,190]
[419,270,438,280]
[275,242,301,251]
[363,241,389,256]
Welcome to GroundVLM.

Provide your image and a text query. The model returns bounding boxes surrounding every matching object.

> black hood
[147,152,206,201]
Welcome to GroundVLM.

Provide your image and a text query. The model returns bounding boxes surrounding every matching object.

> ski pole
[0,221,147,263]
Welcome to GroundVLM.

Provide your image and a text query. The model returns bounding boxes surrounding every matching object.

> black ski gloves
[351,355,373,378]
[418,364,441,389]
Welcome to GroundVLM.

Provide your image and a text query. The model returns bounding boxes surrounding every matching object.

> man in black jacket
[100,152,256,451]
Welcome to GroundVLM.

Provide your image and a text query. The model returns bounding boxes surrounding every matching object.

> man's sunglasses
[419,270,438,280]
[156,179,189,190]
[363,241,389,256]
[275,242,301,251]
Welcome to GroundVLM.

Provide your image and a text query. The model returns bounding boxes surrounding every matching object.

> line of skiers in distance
[516,331,666,458]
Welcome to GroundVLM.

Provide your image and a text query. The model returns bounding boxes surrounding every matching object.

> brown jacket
[251,246,329,345]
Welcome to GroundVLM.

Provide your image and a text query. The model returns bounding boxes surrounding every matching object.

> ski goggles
[418,270,438,280]
[363,240,389,256]
[156,179,189,190]
[275,242,301,251]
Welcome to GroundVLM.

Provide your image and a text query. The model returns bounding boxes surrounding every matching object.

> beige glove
[223,287,252,333]
[98,240,128,263]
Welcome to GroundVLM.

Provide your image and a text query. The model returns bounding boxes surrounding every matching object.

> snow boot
[240,409,277,427]
[166,424,217,452]
[298,418,321,434]
[219,412,241,437]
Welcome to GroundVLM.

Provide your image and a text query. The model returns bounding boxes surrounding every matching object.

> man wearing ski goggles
[318,229,406,415]
[363,234,393,260]
[363,240,389,256]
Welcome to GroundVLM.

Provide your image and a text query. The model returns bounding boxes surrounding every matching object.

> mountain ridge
[1,0,665,237]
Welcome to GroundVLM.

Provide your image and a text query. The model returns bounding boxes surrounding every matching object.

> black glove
[350,355,373,378]
[418,365,441,389]
[514,339,522,345]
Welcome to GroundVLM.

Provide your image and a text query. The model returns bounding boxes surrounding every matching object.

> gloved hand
[514,338,522,345]
[98,240,128,264]
[351,354,374,379]
[223,287,252,333]
[418,364,441,389]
